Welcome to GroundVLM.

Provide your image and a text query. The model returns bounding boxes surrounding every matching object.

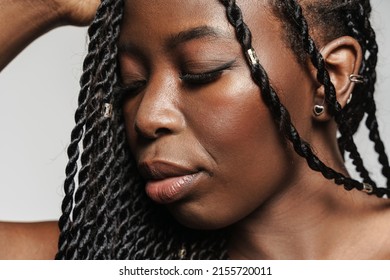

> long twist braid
[57,0,125,259]
[77,0,123,259]
[66,78,105,259]
[89,4,124,259]
[111,158,139,259]
[57,0,390,260]
[219,0,390,199]
[99,2,229,259]
[104,122,129,258]
[281,0,376,188]
[332,0,390,189]
[351,1,390,188]
[56,0,118,259]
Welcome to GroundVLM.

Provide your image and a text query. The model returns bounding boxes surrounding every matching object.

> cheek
[177,73,295,228]
[188,73,288,173]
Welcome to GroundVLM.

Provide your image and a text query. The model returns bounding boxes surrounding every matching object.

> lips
[138,161,203,204]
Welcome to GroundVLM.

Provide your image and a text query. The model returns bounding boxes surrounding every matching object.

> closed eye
[180,71,223,85]
[180,60,236,86]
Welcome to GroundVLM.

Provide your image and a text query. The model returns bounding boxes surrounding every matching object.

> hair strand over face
[56,0,390,260]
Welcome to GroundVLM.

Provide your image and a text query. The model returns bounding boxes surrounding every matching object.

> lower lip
[145,173,201,204]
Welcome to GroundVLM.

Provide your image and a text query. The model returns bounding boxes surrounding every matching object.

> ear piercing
[313,104,325,116]
[314,74,364,114]
[349,74,365,84]
[347,74,364,104]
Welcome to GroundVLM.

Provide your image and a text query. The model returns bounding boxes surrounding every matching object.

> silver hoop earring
[313,105,325,116]
[349,74,364,84]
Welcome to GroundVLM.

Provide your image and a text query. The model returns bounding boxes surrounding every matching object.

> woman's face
[118,0,315,229]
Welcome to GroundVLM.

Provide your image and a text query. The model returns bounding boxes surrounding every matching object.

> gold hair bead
[177,245,187,259]
[103,103,113,118]
[246,48,260,67]
[362,182,374,194]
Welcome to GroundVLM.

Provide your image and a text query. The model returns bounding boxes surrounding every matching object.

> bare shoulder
[0,221,59,260]
[348,194,390,259]
[372,201,390,259]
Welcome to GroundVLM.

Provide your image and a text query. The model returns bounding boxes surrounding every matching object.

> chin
[167,202,238,231]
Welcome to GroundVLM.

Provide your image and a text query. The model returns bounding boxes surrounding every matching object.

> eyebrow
[118,25,228,56]
[165,25,227,50]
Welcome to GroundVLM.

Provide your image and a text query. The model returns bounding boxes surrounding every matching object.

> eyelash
[180,61,235,86]
[180,70,223,85]
[116,60,236,100]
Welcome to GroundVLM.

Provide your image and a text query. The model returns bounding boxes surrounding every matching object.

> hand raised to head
[57,0,100,26]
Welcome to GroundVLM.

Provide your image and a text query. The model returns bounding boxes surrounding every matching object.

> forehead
[120,0,277,45]
[122,0,229,34]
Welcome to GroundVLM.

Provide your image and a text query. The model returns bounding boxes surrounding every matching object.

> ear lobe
[318,36,363,109]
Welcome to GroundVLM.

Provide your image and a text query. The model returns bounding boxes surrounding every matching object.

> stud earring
[313,105,325,116]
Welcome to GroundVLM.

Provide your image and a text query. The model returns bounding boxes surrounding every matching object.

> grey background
[0,1,389,221]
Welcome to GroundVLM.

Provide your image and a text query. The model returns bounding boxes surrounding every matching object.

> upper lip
[138,160,199,181]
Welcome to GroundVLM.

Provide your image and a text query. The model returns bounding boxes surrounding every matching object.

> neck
[227,171,390,259]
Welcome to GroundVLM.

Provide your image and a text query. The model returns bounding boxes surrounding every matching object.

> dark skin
[0,0,98,259]
[120,0,390,259]
[1,0,390,259]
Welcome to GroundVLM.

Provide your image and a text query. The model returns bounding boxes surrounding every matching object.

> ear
[313,36,363,120]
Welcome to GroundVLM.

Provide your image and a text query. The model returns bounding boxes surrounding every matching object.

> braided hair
[56,0,390,259]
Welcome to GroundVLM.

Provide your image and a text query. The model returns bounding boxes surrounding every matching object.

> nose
[133,75,185,139]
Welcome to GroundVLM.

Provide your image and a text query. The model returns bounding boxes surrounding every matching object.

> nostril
[133,103,185,139]
[134,121,172,139]
[134,123,142,135]
[155,127,171,136]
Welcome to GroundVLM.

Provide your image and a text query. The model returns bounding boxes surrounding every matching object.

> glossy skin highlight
[118,0,316,229]
[117,0,390,260]
[2,0,390,260]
